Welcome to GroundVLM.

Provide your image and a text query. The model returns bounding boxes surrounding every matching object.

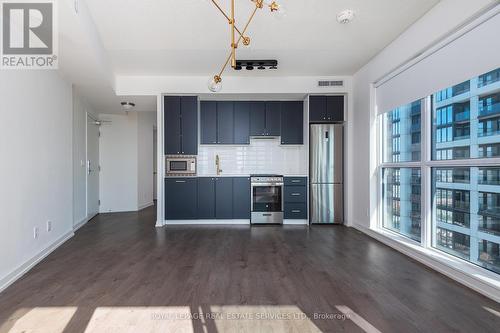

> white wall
[99,113,139,212]
[99,111,156,213]
[0,71,73,291]
[350,0,495,229]
[137,112,156,209]
[73,89,98,226]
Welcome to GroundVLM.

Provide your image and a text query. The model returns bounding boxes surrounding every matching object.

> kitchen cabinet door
[234,102,250,144]
[327,96,344,122]
[284,185,307,203]
[197,177,216,219]
[284,203,307,219]
[180,96,198,155]
[164,96,181,154]
[280,101,303,144]
[215,178,233,219]
[265,101,281,136]
[309,95,326,122]
[165,178,197,220]
[217,101,234,144]
[232,177,251,219]
[200,101,217,144]
[249,101,266,136]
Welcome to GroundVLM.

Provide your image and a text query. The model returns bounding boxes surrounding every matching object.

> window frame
[377,95,500,267]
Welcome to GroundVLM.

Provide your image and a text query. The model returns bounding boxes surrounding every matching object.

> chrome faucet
[216,154,222,175]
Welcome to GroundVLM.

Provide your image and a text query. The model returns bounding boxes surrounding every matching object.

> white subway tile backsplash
[198,138,307,176]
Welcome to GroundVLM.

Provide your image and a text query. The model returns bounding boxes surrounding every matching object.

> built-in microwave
[165,155,197,176]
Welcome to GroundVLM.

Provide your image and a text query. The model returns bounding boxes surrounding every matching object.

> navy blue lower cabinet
[284,186,307,203]
[284,177,307,186]
[165,178,197,220]
[215,177,233,219]
[284,203,307,219]
[197,177,216,219]
[232,177,251,219]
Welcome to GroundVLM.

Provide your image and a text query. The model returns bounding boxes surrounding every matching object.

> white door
[87,114,100,217]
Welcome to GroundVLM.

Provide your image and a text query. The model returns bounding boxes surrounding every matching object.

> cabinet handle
[175,180,186,183]
[291,193,301,196]
[291,180,301,183]
[292,210,301,213]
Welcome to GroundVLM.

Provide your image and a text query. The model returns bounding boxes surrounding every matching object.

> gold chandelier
[207,0,285,92]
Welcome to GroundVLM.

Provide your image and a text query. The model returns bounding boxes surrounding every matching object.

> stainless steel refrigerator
[310,124,344,224]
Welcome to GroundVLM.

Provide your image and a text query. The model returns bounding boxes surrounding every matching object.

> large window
[379,67,500,276]
[381,100,423,241]
[382,101,421,163]
[382,168,421,241]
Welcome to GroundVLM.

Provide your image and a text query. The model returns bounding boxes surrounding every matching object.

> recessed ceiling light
[121,102,135,110]
[337,9,355,24]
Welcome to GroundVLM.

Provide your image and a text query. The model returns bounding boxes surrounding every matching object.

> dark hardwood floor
[0,206,499,332]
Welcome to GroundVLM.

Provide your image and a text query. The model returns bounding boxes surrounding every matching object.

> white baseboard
[351,223,500,303]
[0,230,74,294]
[138,202,154,211]
[165,219,251,225]
[73,213,97,232]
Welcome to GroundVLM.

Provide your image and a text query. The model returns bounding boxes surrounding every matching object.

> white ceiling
[85,0,440,76]
[59,0,441,114]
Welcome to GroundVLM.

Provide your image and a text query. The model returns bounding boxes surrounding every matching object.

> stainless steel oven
[251,175,284,224]
[165,155,197,177]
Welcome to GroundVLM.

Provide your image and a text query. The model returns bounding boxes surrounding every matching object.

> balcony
[478,204,500,218]
[454,111,470,122]
[479,103,500,118]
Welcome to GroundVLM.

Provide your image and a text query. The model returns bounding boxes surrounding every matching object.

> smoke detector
[337,10,355,24]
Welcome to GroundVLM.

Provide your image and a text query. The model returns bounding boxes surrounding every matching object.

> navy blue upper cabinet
[250,101,266,136]
[216,101,235,144]
[164,96,198,155]
[309,96,326,122]
[234,102,251,144]
[249,101,280,136]
[215,177,233,219]
[327,96,344,122]
[265,102,281,136]
[309,95,344,123]
[180,96,198,155]
[165,178,197,220]
[281,101,304,144]
[197,177,216,219]
[164,96,182,154]
[200,101,251,145]
[200,101,217,144]
[233,177,251,219]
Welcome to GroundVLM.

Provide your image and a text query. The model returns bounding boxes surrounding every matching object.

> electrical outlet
[33,227,39,239]
[47,220,52,232]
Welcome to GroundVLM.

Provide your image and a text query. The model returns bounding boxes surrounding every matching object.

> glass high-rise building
[432,68,500,274]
